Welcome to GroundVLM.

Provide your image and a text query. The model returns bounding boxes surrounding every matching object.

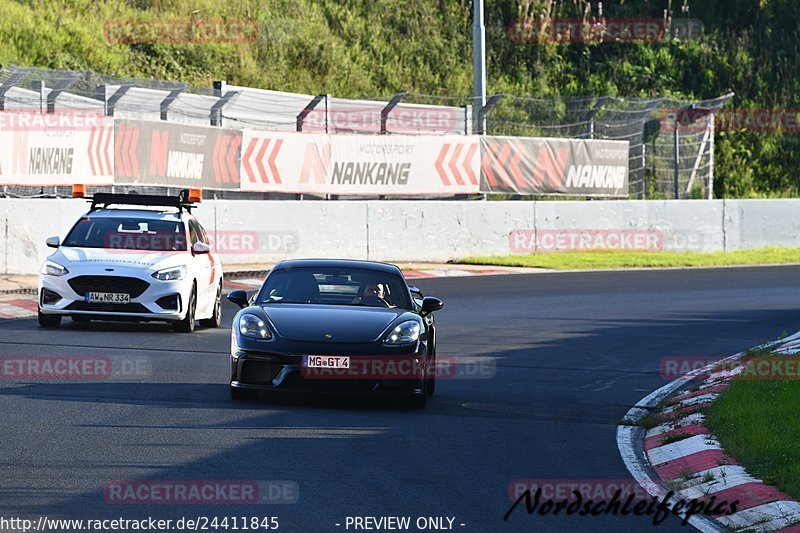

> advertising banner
[114,120,241,190]
[480,137,630,197]
[240,131,480,195]
[0,111,114,185]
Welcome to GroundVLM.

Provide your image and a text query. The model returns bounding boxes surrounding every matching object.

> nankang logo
[565,165,626,189]
[28,147,74,174]
[167,151,204,180]
[331,162,411,185]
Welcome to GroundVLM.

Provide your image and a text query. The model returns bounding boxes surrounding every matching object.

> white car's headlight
[239,313,272,340]
[42,261,69,277]
[384,320,421,345]
[152,266,186,281]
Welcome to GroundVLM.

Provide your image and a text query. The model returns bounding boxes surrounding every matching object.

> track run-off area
[1,266,799,532]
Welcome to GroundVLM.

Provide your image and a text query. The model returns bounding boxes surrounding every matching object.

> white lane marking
[647,434,722,467]
[716,501,800,532]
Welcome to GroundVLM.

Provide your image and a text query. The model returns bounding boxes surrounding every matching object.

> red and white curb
[618,332,800,532]
[0,298,37,319]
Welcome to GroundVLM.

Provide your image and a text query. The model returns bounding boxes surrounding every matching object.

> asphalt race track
[2,266,800,532]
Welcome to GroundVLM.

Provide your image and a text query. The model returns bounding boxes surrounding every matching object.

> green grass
[705,357,800,499]
[459,247,800,271]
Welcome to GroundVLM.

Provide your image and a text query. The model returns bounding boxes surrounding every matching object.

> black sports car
[227,259,444,408]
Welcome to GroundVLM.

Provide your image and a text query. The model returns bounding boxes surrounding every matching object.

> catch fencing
[0,65,731,199]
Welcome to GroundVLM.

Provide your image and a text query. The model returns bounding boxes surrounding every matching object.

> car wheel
[230,386,256,400]
[199,284,222,328]
[408,393,427,409]
[425,352,436,397]
[38,310,61,328]
[173,286,196,333]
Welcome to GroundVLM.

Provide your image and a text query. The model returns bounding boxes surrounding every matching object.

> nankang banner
[480,137,630,197]
[0,111,114,185]
[240,130,480,195]
[114,119,241,190]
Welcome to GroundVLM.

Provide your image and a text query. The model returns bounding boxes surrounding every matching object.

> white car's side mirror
[192,241,211,255]
[45,236,60,248]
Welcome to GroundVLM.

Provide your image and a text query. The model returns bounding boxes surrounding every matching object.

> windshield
[63,216,188,251]
[258,266,411,309]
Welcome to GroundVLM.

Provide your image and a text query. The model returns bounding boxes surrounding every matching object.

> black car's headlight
[42,260,69,277]
[238,313,272,340]
[384,320,421,345]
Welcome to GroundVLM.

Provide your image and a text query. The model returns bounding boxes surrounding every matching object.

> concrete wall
[3,198,800,274]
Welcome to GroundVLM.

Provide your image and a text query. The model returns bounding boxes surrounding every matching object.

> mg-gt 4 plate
[302,355,350,369]
[86,292,130,304]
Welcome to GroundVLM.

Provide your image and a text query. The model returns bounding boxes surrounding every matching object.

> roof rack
[89,189,195,213]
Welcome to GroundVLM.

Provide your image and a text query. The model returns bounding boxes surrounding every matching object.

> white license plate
[302,355,350,369]
[86,292,130,304]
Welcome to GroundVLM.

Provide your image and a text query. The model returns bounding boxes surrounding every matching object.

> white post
[473,0,487,134]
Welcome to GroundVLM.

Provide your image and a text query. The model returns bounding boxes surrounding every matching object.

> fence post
[673,123,680,199]
[380,92,406,134]
[296,94,327,132]
[476,93,503,135]
[31,80,45,113]
[160,87,186,121]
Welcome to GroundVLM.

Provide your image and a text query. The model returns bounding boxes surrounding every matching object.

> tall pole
[473,0,487,135]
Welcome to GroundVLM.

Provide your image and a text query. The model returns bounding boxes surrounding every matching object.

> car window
[258,267,411,309]
[63,216,187,251]
[187,219,201,246]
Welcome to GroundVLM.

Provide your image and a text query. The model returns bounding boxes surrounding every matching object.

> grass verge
[459,247,800,270]
[705,356,800,500]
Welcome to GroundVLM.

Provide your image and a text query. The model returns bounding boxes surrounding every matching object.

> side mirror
[227,290,249,309]
[192,241,210,255]
[421,296,444,316]
[46,236,60,248]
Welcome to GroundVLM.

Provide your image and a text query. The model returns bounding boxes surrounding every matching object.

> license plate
[86,292,130,304]
[302,355,350,369]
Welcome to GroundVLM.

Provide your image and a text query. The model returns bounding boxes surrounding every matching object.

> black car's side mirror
[227,290,249,309]
[421,296,444,316]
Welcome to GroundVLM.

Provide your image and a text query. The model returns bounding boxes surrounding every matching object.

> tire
[38,310,61,328]
[425,352,436,397]
[173,286,196,333]
[230,386,256,400]
[199,284,222,328]
[408,393,427,409]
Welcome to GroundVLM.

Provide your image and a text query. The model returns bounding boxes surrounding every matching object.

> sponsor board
[480,137,629,197]
[240,131,479,195]
[0,110,113,185]
[114,119,241,190]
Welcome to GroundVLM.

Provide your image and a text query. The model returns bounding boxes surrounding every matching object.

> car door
[188,218,214,314]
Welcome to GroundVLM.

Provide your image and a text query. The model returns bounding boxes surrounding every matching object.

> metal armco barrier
[114,120,241,190]
[480,137,629,197]
[0,113,629,196]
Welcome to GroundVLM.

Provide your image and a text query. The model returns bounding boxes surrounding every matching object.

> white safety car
[38,191,223,332]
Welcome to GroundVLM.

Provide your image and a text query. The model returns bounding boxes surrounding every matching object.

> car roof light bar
[89,189,195,213]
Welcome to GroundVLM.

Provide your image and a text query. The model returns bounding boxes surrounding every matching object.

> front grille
[240,361,281,385]
[66,302,150,313]
[68,276,150,298]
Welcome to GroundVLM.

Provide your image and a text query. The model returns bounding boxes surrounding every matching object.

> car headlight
[384,320,421,345]
[239,313,272,340]
[152,266,186,281]
[42,260,69,277]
